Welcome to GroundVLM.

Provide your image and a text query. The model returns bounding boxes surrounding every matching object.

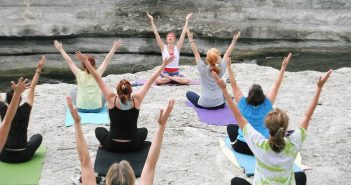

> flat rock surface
[10,63,350,185]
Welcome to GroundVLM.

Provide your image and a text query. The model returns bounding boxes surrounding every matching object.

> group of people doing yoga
[0,12,333,185]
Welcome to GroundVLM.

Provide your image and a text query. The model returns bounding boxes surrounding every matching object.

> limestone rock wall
[0,0,350,74]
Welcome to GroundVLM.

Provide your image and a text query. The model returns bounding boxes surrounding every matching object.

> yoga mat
[220,137,302,176]
[65,106,110,127]
[94,141,151,178]
[0,146,47,185]
[186,101,237,126]
[132,79,199,86]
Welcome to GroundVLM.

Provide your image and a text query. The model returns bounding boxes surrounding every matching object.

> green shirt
[243,124,306,185]
[76,69,102,109]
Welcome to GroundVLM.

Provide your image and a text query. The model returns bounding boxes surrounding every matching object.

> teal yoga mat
[220,137,302,176]
[0,146,46,185]
[65,106,110,127]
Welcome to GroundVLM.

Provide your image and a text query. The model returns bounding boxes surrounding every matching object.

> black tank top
[109,97,139,140]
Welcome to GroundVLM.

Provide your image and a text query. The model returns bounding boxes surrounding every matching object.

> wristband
[189,40,194,43]
[36,70,41,74]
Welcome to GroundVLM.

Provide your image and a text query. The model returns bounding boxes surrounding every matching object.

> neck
[167,43,174,48]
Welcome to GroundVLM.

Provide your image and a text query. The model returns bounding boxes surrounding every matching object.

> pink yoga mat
[132,79,199,86]
[186,101,238,126]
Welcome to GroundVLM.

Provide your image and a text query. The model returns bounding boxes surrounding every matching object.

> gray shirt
[197,58,226,107]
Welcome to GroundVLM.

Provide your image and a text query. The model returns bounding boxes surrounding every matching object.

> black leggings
[186,91,225,110]
[0,134,42,163]
[227,124,253,155]
[231,172,307,185]
[95,127,148,153]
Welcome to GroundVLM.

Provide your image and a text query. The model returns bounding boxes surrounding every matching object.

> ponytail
[268,127,285,153]
[116,79,132,104]
[210,64,221,75]
[265,108,289,153]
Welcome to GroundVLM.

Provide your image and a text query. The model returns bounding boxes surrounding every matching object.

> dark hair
[116,79,132,104]
[6,88,22,105]
[246,84,265,106]
[265,108,289,153]
[81,55,96,74]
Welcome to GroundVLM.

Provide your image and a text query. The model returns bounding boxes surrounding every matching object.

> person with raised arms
[147,12,192,85]
[54,40,121,113]
[76,51,174,153]
[185,29,240,109]
[67,95,175,185]
[212,69,332,185]
[226,53,292,155]
[0,57,45,163]
[0,78,30,152]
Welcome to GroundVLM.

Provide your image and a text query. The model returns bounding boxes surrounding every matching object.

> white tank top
[161,45,180,68]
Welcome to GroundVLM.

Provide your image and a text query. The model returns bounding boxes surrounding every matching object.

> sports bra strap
[114,96,118,108]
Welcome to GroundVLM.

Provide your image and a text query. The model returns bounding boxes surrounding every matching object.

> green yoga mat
[0,146,46,185]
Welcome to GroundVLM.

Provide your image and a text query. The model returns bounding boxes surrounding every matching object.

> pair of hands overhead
[54,39,122,54]
[66,96,175,128]
[212,64,333,92]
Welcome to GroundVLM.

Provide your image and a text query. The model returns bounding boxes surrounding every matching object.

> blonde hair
[206,48,221,74]
[106,161,136,185]
[264,108,289,153]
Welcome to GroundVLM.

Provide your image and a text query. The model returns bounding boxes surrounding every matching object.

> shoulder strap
[114,96,118,108]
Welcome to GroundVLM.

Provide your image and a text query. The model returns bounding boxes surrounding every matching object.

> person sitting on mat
[185,29,240,110]
[147,12,192,85]
[0,57,45,163]
[76,51,175,153]
[0,78,30,152]
[226,53,292,155]
[54,39,121,113]
[212,69,332,185]
[67,95,175,185]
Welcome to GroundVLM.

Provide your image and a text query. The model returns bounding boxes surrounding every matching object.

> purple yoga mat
[186,101,238,126]
[132,79,199,86]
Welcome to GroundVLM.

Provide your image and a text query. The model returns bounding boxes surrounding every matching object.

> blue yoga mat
[220,136,302,176]
[65,106,110,127]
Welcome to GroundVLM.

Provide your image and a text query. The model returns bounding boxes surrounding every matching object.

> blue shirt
[237,97,273,142]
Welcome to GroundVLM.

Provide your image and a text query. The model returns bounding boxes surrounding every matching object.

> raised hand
[186,13,193,22]
[75,51,88,63]
[146,12,154,22]
[54,40,63,51]
[163,55,176,66]
[282,53,292,69]
[113,39,122,49]
[37,56,46,71]
[67,96,81,124]
[211,71,227,89]
[158,99,175,127]
[232,31,241,43]
[317,69,333,89]
[11,77,31,94]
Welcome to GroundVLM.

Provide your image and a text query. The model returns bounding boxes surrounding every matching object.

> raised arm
[54,40,80,76]
[67,96,96,185]
[186,29,201,63]
[226,57,243,102]
[223,31,240,60]
[267,53,292,104]
[147,13,165,51]
[76,52,115,101]
[0,78,30,151]
[176,13,193,50]
[140,99,174,185]
[212,72,248,129]
[300,69,332,130]
[97,40,121,74]
[133,56,175,102]
[27,56,45,106]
